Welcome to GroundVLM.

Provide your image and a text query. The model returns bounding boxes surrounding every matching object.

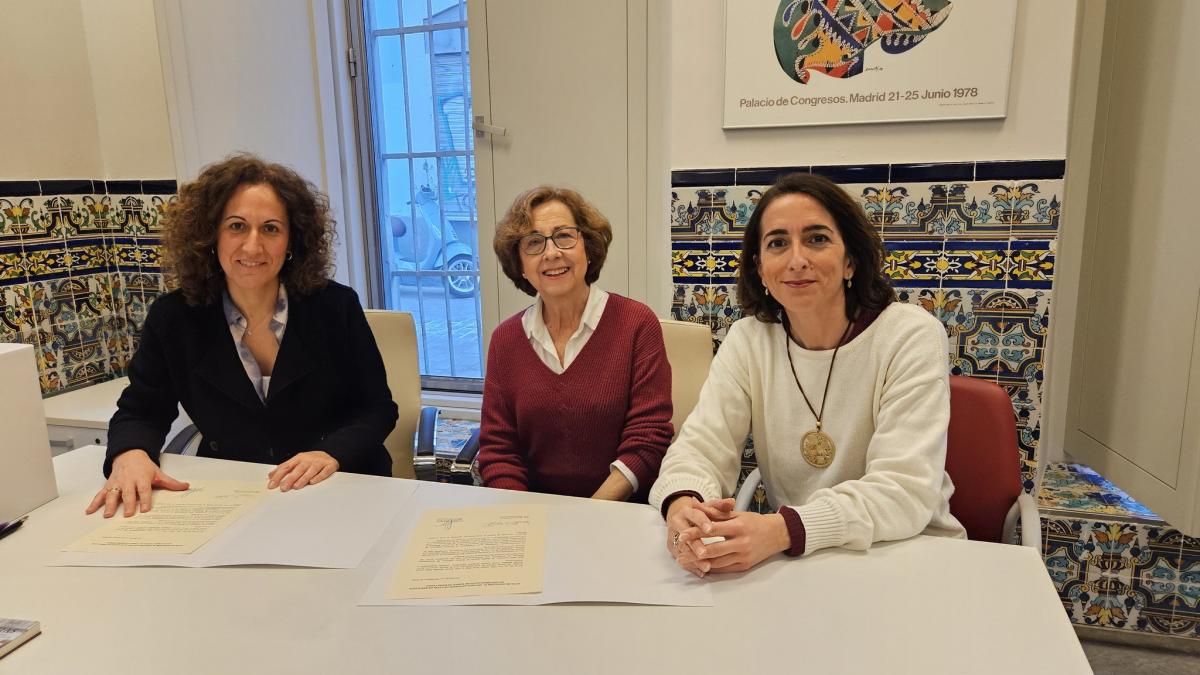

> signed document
[64,481,266,555]
[389,505,547,599]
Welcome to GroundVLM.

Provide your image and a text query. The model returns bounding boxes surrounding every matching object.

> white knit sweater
[650,303,966,555]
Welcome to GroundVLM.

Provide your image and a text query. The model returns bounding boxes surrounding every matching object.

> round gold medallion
[801,429,836,468]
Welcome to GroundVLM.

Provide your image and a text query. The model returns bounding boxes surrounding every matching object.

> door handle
[473,116,507,138]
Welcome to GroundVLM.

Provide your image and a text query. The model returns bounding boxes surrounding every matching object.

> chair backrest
[659,319,714,440]
[363,310,421,479]
[945,375,1024,543]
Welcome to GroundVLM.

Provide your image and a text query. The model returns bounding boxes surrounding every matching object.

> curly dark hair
[164,153,335,306]
[736,172,894,323]
[493,185,613,296]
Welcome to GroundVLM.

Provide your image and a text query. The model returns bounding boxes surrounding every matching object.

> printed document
[389,505,546,599]
[361,493,713,607]
[64,481,265,554]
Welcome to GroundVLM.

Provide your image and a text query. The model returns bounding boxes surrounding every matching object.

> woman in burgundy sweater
[478,186,673,502]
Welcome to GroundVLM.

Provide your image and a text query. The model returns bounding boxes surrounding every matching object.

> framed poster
[723,0,1018,128]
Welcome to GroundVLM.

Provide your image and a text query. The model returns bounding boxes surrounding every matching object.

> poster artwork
[724,0,1017,128]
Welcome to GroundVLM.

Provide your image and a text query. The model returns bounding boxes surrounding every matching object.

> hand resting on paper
[666,496,791,575]
[266,450,339,492]
[85,449,190,518]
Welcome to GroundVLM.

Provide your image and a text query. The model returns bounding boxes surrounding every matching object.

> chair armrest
[412,406,439,481]
[734,467,761,512]
[454,428,480,467]
[1016,492,1041,550]
[445,428,480,485]
[162,424,199,456]
[1002,492,1042,550]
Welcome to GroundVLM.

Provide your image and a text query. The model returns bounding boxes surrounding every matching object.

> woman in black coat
[87,154,397,518]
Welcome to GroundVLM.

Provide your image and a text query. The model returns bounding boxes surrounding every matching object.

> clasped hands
[85,448,339,518]
[665,496,790,577]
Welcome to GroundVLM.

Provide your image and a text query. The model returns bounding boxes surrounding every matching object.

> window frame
[345,0,484,392]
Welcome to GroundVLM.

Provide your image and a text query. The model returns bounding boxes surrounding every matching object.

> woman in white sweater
[651,173,965,576]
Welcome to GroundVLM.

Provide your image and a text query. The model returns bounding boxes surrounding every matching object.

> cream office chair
[658,319,714,440]
[164,310,437,480]
[451,317,716,483]
[363,309,437,480]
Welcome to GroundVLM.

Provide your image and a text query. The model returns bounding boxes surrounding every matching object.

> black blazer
[105,281,398,477]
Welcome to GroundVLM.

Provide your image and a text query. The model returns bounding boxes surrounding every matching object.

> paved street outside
[387,276,483,378]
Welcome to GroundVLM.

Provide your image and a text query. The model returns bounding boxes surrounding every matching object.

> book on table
[0,618,40,659]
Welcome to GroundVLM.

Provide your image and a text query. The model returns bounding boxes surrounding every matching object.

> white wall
[80,0,175,179]
[669,0,1077,168]
[0,0,103,178]
[155,0,362,288]
[0,0,174,180]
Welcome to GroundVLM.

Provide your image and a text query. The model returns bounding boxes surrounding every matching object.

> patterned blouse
[222,284,288,401]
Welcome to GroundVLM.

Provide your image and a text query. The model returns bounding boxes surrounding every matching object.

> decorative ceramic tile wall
[1043,515,1200,638]
[1037,464,1200,639]
[670,159,1063,493]
[0,179,176,395]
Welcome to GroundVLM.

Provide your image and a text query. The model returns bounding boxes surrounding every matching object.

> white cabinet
[42,377,191,456]
[1066,0,1200,535]
[46,425,108,457]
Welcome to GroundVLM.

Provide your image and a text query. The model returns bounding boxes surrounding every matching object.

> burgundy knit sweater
[478,294,673,501]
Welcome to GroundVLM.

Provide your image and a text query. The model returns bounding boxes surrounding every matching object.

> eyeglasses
[519,226,581,256]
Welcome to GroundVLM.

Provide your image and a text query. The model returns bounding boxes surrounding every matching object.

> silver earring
[286,251,293,261]
[764,284,770,297]
[846,277,853,289]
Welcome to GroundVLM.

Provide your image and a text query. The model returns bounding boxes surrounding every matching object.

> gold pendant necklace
[785,315,853,469]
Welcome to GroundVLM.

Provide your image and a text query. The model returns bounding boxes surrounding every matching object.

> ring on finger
[671,531,680,548]
[108,486,121,494]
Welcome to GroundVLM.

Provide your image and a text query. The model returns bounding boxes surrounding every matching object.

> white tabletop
[41,377,134,428]
[41,378,192,444]
[0,446,1091,675]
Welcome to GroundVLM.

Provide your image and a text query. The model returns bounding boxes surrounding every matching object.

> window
[353,0,483,387]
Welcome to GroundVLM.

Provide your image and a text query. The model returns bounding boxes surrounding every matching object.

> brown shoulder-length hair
[737,172,894,323]
[493,186,613,296]
[164,153,335,306]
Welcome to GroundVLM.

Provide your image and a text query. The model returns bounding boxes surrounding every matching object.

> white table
[0,446,1091,675]
[41,378,191,455]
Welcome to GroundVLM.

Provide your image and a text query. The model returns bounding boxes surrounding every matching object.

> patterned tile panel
[708,239,741,284]
[0,284,35,341]
[0,196,41,242]
[1042,518,1188,635]
[708,283,740,344]
[667,162,1072,504]
[882,239,943,287]
[671,240,711,285]
[939,239,1008,287]
[0,180,175,393]
[1006,238,1055,289]
[892,181,1011,237]
[670,283,709,330]
[670,187,752,237]
[860,184,909,230]
[1039,464,1162,520]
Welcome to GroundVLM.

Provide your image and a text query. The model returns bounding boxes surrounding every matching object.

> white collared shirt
[223,284,288,402]
[520,286,638,493]
[521,285,609,374]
